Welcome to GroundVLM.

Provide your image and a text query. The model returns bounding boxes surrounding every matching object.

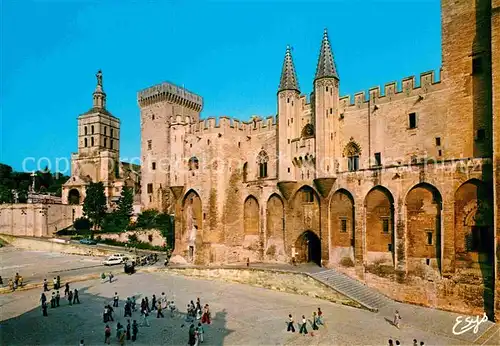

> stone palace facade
[138,0,500,318]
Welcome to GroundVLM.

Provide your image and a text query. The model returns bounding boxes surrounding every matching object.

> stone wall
[98,229,165,247]
[0,234,118,258]
[0,204,83,237]
[167,267,361,308]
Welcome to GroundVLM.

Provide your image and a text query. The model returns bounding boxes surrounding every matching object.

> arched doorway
[295,231,321,265]
[68,189,80,205]
[182,190,202,263]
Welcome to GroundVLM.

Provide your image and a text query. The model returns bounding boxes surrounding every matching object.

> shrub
[340,256,355,267]
[128,233,139,243]
[97,237,166,252]
[71,235,84,240]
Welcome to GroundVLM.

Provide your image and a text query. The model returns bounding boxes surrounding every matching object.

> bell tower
[314,29,339,178]
[277,46,301,181]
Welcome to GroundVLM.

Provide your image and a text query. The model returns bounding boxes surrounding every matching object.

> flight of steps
[311,269,392,312]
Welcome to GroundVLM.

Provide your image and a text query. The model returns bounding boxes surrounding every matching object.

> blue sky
[1,0,441,173]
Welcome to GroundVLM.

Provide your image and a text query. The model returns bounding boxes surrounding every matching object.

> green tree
[0,185,13,204]
[83,182,107,235]
[116,186,134,221]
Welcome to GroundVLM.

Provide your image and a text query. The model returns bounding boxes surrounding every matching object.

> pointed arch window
[84,126,88,135]
[91,125,94,134]
[188,156,199,171]
[257,150,269,178]
[91,137,94,146]
[344,141,361,172]
[84,138,88,147]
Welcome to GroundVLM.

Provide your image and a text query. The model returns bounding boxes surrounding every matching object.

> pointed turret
[314,29,338,80]
[92,69,107,109]
[278,45,300,93]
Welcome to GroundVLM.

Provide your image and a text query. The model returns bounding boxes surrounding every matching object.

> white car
[103,254,128,266]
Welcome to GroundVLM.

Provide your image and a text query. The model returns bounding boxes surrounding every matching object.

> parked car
[103,254,128,266]
[79,238,98,245]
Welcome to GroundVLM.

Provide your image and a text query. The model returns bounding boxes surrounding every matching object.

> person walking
[126,319,131,340]
[194,325,200,346]
[42,301,48,317]
[73,289,80,304]
[132,320,138,342]
[56,275,61,290]
[188,324,196,346]
[142,307,150,327]
[413,339,418,346]
[43,278,49,292]
[388,340,394,346]
[107,304,115,321]
[40,292,47,306]
[52,277,57,290]
[201,304,211,324]
[312,311,319,330]
[56,291,60,307]
[64,282,70,296]
[113,292,119,307]
[316,308,323,325]
[109,272,114,283]
[197,322,204,343]
[104,305,109,323]
[151,294,157,311]
[299,315,308,335]
[50,292,56,308]
[393,310,401,329]
[104,324,111,345]
[131,296,137,312]
[157,301,164,318]
[144,297,150,312]
[286,314,295,332]
[68,290,73,305]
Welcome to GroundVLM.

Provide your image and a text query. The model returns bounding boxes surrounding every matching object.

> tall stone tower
[313,29,339,178]
[277,46,300,181]
[441,0,493,159]
[62,70,122,205]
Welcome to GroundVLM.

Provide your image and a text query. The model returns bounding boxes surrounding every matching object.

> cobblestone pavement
[0,271,478,346]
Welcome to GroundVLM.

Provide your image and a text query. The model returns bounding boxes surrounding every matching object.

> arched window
[91,125,94,134]
[242,162,248,182]
[188,157,199,171]
[84,126,88,135]
[104,126,107,135]
[257,150,269,178]
[110,139,114,149]
[104,138,107,148]
[344,141,361,172]
[111,128,114,138]
[84,138,88,147]
[301,124,315,139]
[91,137,94,146]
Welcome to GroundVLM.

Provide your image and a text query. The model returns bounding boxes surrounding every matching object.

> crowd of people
[286,307,324,335]
[39,279,80,317]
[98,291,212,345]
[2,272,24,291]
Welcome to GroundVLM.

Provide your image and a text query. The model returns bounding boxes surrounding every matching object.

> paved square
[0,270,482,345]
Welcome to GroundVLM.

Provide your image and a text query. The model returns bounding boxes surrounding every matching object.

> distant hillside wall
[0,204,83,237]
[98,229,165,247]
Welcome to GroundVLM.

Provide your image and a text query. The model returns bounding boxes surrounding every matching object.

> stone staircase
[311,269,391,312]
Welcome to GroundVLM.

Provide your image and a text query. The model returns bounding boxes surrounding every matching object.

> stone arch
[343,140,361,171]
[290,185,321,260]
[405,183,442,270]
[330,189,355,263]
[244,195,259,236]
[266,194,285,261]
[454,179,493,264]
[365,186,395,264]
[182,189,202,263]
[68,189,81,205]
[294,231,321,265]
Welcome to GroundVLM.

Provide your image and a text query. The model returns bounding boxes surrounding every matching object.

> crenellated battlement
[137,81,203,111]
[339,70,442,110]
[176,115,277,136]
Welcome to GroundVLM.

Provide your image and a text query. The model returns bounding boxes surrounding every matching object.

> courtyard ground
[1,269,497,346]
